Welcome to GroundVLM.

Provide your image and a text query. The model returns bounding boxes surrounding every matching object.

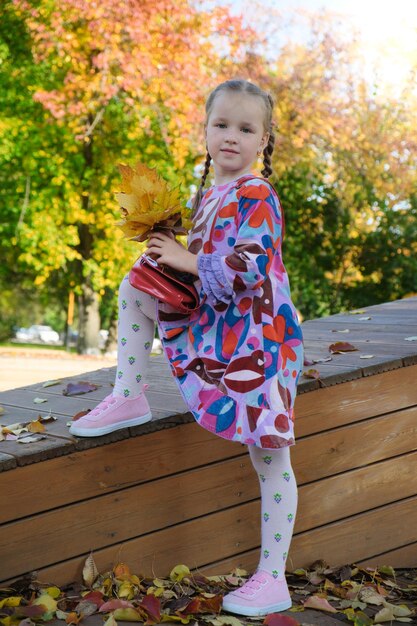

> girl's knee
[118,274,135,302]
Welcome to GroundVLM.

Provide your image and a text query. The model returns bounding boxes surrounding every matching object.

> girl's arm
[197,179,283,302]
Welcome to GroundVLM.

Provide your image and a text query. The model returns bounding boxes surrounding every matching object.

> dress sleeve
[197,179,283,302]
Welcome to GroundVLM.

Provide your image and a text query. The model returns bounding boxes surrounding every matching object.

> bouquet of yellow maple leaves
[115,161,191,242]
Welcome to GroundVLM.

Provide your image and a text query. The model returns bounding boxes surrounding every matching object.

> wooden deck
[0,295,416,586]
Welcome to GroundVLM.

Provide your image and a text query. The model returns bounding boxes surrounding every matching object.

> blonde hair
[192,79,276,213]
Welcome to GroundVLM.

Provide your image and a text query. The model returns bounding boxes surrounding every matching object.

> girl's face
[205,90,269,184]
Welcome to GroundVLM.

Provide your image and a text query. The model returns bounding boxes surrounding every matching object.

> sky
[226,0,417,90]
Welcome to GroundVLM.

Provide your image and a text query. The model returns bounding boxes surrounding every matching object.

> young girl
[70,79,304,617]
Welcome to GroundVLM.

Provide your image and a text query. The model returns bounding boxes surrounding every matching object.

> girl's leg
[249,445,298,578]
[113,275,157,398]
[222,445,297,617]
[69,276,157,437]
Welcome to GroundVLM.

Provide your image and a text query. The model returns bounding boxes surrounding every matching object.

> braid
[191,151,211,213]
[261,129,275,178]
[261,93,275,179]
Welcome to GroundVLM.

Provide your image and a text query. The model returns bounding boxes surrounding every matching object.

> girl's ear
[261,131,270,151]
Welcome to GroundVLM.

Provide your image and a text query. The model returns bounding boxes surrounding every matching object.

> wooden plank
[0,435,75,468]
[294,364,417,437]
[357,542,417,568]
[0,456,257,580]
[4,442,415,566]
[301,363,363,387]
[302,356,404,380]
[7,493,417,586]
[0,452,16,472]
[289,495,417,569]
[293,406,417,482]
[0,386,187,416]
[296,451,417,532]
[1,500,261,586]
[0,423,245,523]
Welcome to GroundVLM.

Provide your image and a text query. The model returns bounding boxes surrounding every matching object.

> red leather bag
[129,254,200,313]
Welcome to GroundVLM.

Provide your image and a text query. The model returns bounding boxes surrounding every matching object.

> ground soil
[0,346,116,392]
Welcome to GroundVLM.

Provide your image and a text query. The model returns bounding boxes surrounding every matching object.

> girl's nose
[225,133,238,144]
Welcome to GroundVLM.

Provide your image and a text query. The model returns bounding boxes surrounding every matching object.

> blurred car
[15,325,60,345]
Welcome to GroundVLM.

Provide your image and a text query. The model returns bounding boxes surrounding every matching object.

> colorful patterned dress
[156,176,304,449]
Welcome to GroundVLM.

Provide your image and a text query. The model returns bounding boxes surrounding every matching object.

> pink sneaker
[69,389,152,437]
[222,570,292,617]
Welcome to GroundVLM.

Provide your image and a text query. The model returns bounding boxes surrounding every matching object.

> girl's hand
[146,231,199,276]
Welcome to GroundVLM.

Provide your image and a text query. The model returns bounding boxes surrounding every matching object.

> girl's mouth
[221,149,239,154]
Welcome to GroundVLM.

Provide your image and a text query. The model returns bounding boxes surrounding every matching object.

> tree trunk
[77,278,101,354]
[104,317,118,355]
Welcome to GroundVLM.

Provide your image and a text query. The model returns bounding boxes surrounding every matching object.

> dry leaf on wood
[328,342,358,354]
[28,419,46,433]
[63,382,98,396]
[18,435,46,444]
[263,613,301,625]
[304,595,338,613]
[302,369,321,380]
[83,553,99,587]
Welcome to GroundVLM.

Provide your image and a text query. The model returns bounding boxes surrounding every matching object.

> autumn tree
[3,0,262,350]
[266,14,417,317]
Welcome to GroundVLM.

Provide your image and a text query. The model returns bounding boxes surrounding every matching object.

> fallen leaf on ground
[1,423,28,435]
[263,614,301,625]
[205,616,244,626]
[344,608,373,625]
[304,595,338,613]
[0,597,22,608]
[73,599,98,617]
[18,435,46,444]
[170,565,191,583]
[329,341,358,354]
[332,328,350,333]
[112,607,143,621]
[374,603,413,622]
[42,380,62,388]
[302,369,321,380]
[33,397,48,403]
[28,419,46,434]
[139,593,161,622]
[63,381,98,396]
[100,599,134,612]
[39,414,57,422]
[71,409,90,422]
[404,336,417,341]
[359,355,374,359]
[312,356,332,363]
[103,615,118,626]
[83,553,99,587]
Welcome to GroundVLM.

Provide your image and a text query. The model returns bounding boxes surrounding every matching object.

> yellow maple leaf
[115,162,188,241]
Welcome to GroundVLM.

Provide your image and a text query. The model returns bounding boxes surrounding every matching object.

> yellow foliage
[0,598,22,609]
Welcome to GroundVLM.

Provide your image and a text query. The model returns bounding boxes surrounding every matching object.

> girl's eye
[216,123,227,128]
[241,127,252,133]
